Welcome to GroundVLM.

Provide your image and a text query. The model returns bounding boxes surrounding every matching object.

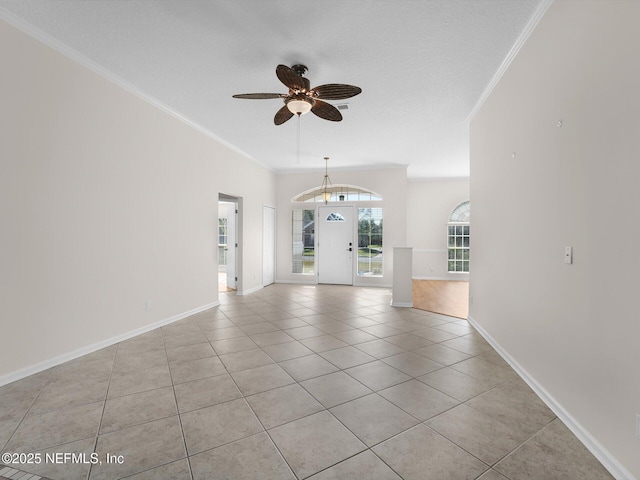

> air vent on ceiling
[336,104,349,110]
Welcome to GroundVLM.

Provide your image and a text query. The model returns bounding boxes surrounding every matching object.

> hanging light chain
[321,156,332,204]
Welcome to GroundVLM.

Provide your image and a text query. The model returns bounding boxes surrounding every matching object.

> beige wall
[470,1,639,478]
[0,19,275,382]
[407,178,470,280]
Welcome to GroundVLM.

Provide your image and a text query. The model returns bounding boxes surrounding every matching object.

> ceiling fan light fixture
[286,97,312,115]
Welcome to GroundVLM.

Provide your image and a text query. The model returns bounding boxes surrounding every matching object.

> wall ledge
[0,301,220,388]
[467,315,636,480]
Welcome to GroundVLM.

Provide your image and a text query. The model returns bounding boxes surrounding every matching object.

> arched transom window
[292,184,382,203]
[450,201,470,223]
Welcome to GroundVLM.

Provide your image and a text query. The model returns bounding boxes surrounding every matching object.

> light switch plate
[564,246,573,264]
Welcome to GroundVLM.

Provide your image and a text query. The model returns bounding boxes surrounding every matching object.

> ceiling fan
[233,64,362,125]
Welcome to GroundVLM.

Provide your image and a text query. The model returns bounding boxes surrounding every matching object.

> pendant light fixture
[320,157,332,204]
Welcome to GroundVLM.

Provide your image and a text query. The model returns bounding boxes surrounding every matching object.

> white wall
[407,178,469,280]
[275,166,407,287]
[0,19,275,383]
[470,1,639,478]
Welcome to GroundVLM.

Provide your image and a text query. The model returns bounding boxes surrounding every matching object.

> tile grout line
[250,316,464,477]
[1,285,576,480]
[112,311,231,479]
[225,309,315,480]
[282,306,521,477]
[165,323,197,480]
[224,299,404,479]
[0,368,55,480]
[1,368,54,455]
[87,341,120,480]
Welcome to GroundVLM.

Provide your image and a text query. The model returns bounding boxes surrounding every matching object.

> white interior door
[318,206,354,285]
[263,205,276,286]
[226,203,237,290]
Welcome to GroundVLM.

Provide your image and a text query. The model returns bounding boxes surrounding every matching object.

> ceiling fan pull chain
[297,114,301,163]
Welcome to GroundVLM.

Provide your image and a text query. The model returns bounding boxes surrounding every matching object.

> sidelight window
[292,209,315,274]
[358,208,383,276]
[447,201,470,273]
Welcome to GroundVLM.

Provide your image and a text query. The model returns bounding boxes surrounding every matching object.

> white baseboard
[0,301,219,388]
[275,279,318,285]
[467,316,636,480]
[237,285,263,296]
[354,282,392,288]
[276,279,393,289]
[412,276,469,281]
[390,301,413,308]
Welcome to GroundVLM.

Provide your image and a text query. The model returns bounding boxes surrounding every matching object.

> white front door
[318,206,354,285]
[262,205,276,286]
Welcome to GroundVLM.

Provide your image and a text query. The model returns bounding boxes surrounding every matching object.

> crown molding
[466,0,554,123]
[0,9,273,172]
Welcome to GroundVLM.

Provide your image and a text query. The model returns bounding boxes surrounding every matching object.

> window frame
[218,217,228,266]
[447,201,470,274]
[357,207,384,277]
[291,208,316,275]
[290,184,384,281]
[292,184,382,203]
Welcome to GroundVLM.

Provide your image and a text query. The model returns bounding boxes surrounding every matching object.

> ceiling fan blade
[232,93,285,99]
[274,105,294,125]
[311,100,343,122]
[313,84,362,100]
[276,64,305,90]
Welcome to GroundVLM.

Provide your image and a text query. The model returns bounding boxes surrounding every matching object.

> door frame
[262,204,276,286]
[218,193,242,292]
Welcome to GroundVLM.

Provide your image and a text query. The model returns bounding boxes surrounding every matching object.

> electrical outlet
[145,300,153,311]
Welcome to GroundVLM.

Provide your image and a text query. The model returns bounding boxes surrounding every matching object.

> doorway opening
[291,185,383,286]
[218,195,238,292]
[263,205,276,286]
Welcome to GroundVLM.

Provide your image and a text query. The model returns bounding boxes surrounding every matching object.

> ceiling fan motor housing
[291,64,308,76]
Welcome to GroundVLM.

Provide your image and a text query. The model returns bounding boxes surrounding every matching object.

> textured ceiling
[0,0,543,178]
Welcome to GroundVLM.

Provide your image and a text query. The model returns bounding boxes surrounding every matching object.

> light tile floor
[0,284,614,480]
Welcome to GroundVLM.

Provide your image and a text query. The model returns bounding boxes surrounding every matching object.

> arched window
[326,212,346,222]
[292,184,382,203]
[450,201,470,223]
[448,201,470,273]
